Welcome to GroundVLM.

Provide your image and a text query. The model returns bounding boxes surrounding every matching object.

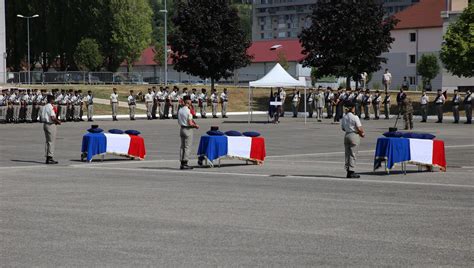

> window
[278,32,287,38]
[260,25,264,31]
[409,76,416,85]
[410,32,416,42]
[409,54,416,64]
[261,33,265,39]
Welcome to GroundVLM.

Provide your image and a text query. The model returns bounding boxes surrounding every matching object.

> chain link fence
[1,71,265,86]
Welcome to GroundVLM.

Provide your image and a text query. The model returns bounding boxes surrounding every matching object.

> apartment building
[252,0,419,40]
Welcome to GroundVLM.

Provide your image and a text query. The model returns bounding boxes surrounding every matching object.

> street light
[17,14,39,85]
[159,0,168,86]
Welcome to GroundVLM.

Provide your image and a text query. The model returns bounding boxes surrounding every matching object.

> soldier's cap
[91,124,99,129]
[87,90,92,93]
[182,96,191,101]
[210,126,219,131]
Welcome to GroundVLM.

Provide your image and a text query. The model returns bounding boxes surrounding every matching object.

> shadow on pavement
[11,159,46,165]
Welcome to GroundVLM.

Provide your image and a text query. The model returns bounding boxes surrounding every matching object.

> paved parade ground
[1,115,473,266]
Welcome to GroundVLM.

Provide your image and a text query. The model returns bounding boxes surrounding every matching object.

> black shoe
[453,121,458,124]
[436,121,442,123]
[131,118,135,121]
[420,120,426,123]
[465,122,472,124]
[346,171,360,179]
[213,116,218,118]
[46,157,58,165]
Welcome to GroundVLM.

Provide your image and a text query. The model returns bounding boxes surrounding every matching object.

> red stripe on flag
[127,135,146,159]
[432,140,446,171]
[250,137,266,162]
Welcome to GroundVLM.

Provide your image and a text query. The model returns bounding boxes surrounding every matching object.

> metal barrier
[1,71,265,85]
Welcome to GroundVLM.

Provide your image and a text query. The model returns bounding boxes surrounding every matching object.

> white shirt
[178,106,193,127]
[71,95,78,104]
[110,93,119,103]
[211,93,218,103]
[341,112,362,134]
[128,95,136,105]
[465,92,472,103]
[85,95,93,105]
[373,95,381,104]
[0,95,5,105]
[220,92,228,101]
[316,92,325,107]
[199,93,207,101]
[292,92,300,102]
[145,93,153,103]
[41,103,56,124]
[383,72,392,83]
[190,93,197,102]
[420,94,429,105]
[170,91,179,101]
[279,90,286,100]
[435,94,445,104]
[62,95,70,105]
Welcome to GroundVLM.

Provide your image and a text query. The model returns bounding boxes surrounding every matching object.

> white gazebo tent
[248,63,307,124]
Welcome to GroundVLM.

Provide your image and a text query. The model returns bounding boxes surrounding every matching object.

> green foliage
[149,0,175,44]
[110,0,153,72]
[440,4,474,77]
[170,0,251,90]
[74,38,104,71]
[277,51,289,70]
[416,54,440,86]
[299,0,398,81]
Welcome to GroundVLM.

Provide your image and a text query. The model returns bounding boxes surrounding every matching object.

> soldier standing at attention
[170,86,180,119]
[402,97,414,130]
[128,90,136,120]
[315,87,325,122]
[71,91,80,122]
[401,76,409,91]
[55,90,64,121]
[220,88,229,118]
[12,89,21,123]
[85,90,94,122]
[6,90,13,123]
[420,90,429,122]
[0,90,6,123]
[452,89,461,124]
[210,88,219,118]
[355,88,363,118]
[25,89,33,123]
[341,102,365,179]
[42,94,61,164]
[163,87,171,119]
[110,88,119,121]
[372,90,381,120]
[279,88,286,117]
[190,88,198,119]
[382,68,392,91]
[178,96,199,170]
[382,91,391,119]
[144,88,154,120]
[463,89,472,124]
[199,88,208,118]
[396,88,406,115]
[434,89,445,123]
[158,87,167,119]
[291,88,300,118]
[333,89,341,123]
[152,87,158,119]
[362,89,372,120]
[307,88,314,118]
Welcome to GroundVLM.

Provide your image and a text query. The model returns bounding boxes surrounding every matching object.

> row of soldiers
[283,87,472,124]
[114,86,229,121]
[0,88,94,124]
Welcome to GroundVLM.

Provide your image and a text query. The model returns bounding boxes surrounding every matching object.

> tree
[417,54,440,88]
[110,0,153,72]
[299,0,398,86]
[170,0,251,90]
[440,4,474,77]
[277,51,289,70]
[74,38,104,71]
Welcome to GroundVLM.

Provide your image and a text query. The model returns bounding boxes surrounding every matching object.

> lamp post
[159,0,168,86]
[17,14,39,85]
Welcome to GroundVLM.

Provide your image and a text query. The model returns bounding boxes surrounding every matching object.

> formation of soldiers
[282,86,473,125]
[121,86,229,121]
[0,88,92,124]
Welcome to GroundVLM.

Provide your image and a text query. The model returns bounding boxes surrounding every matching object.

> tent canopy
[249,63,306,88]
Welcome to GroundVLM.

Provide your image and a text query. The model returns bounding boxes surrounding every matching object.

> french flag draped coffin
[82,133,146,162]
[408,139,446,171]
[197,136,266,163]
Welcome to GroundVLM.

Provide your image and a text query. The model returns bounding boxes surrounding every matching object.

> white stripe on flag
[104,133,131,155]
[409,138,433,165]
[227,136,252,159]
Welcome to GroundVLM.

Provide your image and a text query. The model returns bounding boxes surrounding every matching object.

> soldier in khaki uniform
[128,90,137,120]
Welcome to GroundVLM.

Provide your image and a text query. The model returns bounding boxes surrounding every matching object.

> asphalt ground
[1,114,473,266]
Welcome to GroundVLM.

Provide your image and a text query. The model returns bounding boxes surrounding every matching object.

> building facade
[252,0,419,41]
[369,0,474,92]
[0,0,6,84]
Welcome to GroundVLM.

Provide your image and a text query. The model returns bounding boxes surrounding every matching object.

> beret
[108,129,124,134]
[87,128,104,133]
[125,129,141,135]
[401,132,435,140]
[383,131,403,138]
[225,130,242,136]
[207,130,224,136]
[243,131,261,137]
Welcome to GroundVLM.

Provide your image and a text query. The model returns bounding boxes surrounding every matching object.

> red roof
[121,46,173,67]
[247,39,305,63]
[394,0,445,30]
[125,39,305,67]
